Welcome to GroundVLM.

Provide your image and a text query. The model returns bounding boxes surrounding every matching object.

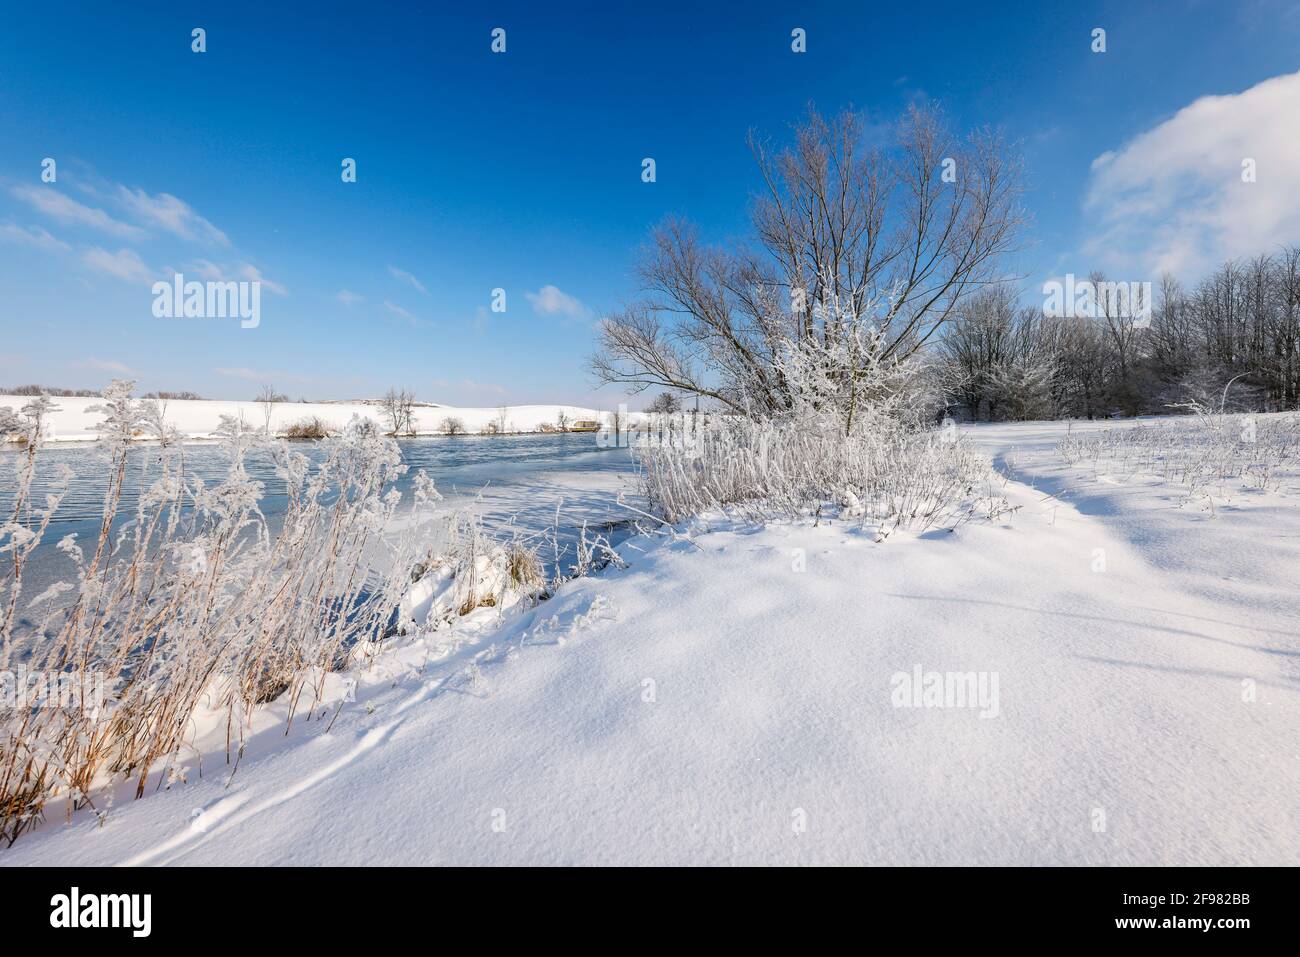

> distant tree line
[935,250,1300,421]
[2,385,100,397]
[2,385,205,399]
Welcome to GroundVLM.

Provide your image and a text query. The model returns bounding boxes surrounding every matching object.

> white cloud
[388,265,427,294]
[0,222,70,252]
[116,187,228,245]
[214,367,263,381]
[82,246,152,282]
[429,378,509,402]
[1081,70,1300,279]
[383,300,428,326]
[190,259,226,280]
[337,289,363,306]
[12,185,144,239]
[214,366,306,383]
[525,284,589,320]
[237,262,287,296]
[188,259,287,295]
[77,357,135,375]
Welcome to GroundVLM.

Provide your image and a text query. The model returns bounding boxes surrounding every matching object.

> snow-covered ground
[3,418,1297,865]
[0,394,628,442]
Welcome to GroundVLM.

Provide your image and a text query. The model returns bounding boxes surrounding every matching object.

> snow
[2,418,1297,865]
[0,394,625,442]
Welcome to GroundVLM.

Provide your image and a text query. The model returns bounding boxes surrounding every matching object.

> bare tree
[605,407,624,445]
[380,388,416,436]
[438,416,465,435]
[493,406,510,435]
[646,392,682,415]
[937,285,1026,420]
[1148,274,1196,387]
[1055,316,1112,419]
[1275,247,1300,408]
[555,409,570,432]
[256,383,286,434]
[590,104,1023,423]
[1090,270,1147,415]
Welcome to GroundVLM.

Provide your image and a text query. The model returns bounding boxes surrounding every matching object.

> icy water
[0,433,642,598]
[0,433,630,524]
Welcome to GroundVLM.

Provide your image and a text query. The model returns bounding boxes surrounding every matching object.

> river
[0,432,645,624]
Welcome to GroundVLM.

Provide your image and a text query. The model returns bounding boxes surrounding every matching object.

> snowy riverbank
[3,418,1297,865]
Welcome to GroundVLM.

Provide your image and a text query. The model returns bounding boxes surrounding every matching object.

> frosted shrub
[632,305,1001,534]
[637,413,995,535]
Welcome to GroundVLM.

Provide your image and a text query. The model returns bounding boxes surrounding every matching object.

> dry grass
[635,414,1002,537]
[1057,413,1300,494]
[506,541,545,592]
[0,385,446,845]
[280,416,338,439]
[0,386,647,847]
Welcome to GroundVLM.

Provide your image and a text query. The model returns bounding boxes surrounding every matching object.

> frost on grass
[0,381,550,846]
[1057,409,1300,502]
[632,292,1010,537]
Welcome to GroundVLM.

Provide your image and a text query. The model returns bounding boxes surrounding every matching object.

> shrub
[627,313,1001,534]
[280,416,337,439]
[636,413,999,537]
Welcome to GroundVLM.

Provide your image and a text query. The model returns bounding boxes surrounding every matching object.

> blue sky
[3,1,1299,405]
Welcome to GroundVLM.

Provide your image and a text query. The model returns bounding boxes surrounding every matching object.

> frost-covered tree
[646,392,681,415]
[936,286,1056,421]
[590,104,1024,421]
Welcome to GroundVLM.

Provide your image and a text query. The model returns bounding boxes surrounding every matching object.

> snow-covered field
[0,395,624,441]
[2,417,1297,865]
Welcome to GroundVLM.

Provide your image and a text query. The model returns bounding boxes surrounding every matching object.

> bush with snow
[634,316,1003,535]
[637,412,998,536]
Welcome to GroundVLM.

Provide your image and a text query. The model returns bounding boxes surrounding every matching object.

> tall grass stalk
[0,382,451,845]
